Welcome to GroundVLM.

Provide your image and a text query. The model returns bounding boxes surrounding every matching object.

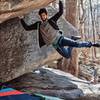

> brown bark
[65,0,77,27]
[62,0,79,76]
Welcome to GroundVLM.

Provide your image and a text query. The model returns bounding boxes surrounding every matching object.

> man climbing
[19,0,100,59]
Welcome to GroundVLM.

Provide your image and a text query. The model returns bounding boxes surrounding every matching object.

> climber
[19,0,100,59]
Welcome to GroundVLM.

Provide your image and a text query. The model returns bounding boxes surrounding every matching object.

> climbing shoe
[92,42,100,47]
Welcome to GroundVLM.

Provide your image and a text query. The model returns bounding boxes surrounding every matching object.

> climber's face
[40,13,48,21]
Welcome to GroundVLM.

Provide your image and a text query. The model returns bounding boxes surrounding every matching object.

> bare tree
[62,0,79,76]
[89,0,97,58]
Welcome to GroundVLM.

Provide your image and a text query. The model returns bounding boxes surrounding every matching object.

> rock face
[74,95,100,100]
[0,6,78,81]
[0,0,55,23]
[4,67,100,99]
[5,67,84,99]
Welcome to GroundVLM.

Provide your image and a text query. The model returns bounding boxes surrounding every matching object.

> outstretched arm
[20,19,38,31]
[51,0,63,22]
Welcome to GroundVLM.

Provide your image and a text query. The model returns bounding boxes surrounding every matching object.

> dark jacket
[20,1,63,48]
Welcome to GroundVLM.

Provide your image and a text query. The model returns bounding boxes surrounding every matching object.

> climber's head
[38,8,48,21]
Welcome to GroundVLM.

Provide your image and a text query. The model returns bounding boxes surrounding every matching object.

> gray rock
[0,6,78,81]
[5,67,84,99]
[5,67,100,99]
[0,0,55,23]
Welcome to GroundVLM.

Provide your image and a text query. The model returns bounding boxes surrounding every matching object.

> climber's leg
[59,36,92,48]
[54,36,92,59]
[55,46,73,59]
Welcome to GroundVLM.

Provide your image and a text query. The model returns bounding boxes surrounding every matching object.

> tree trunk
[89,0,97,59]
[62,0,79,76]
[65,0,77,26]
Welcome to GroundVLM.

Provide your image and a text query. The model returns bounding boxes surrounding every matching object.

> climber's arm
[50,0,63,22]
[20,19,38,31]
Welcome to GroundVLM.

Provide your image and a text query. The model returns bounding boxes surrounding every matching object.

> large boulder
[0,0,55,23]
[5,67,84,99]
[0,6,78,81]
[5,67,100,99]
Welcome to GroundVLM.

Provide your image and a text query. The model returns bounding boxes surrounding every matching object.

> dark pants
[53,36,92,59]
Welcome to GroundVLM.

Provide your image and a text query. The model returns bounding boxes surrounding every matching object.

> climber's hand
[18,15,24,19]
[92,42,100,47]
[59,0,62,3]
